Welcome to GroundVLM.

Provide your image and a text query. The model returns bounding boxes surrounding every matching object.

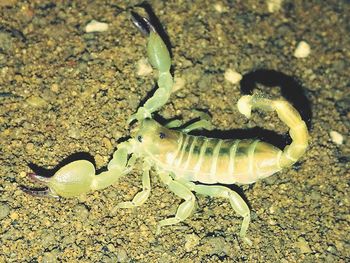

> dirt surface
[0,1,349,262]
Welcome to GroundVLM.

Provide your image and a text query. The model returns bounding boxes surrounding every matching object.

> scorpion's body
[22,12,309,245]
[137,120,285,185]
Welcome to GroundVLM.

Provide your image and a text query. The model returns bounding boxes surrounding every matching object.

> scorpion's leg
[128,15,173,123]
[164,119,183,129]
[165,110,213,132]
[157,173,196,233]
[21,140,136,198]
[185,182,252,245]
[179,110,213,132]
[165,119,213,132]
[118,161,151,208]
[181,119,213,133]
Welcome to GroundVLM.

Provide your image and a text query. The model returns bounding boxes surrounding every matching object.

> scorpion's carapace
[22,11,309,246]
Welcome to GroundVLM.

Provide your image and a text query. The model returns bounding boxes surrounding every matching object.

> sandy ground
[0,0,349,262]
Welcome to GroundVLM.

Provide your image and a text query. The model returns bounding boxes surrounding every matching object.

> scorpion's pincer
[21,160,96,198]
[20,172,54,197]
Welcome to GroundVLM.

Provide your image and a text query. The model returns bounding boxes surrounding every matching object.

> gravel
[0,1,349,262]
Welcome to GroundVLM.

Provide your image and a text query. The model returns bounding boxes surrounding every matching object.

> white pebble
[330,131,343,145]
[136,58,153,76]
[224,69,242,84]
[294,41,311,58]
[172,76,186,92]
[237,95,252,118]
[85,20,109,33]
[213,3,225,13]
[266,0,283,13]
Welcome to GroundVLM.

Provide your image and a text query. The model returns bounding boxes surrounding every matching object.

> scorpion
[22,12,309,245]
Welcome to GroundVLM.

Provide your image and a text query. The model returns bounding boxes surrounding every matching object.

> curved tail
[237,95,309,168]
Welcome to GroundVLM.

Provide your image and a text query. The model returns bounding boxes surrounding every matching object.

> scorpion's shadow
[240,69,312,130]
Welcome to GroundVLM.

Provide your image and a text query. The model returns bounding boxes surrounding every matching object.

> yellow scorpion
[22,13,309,245]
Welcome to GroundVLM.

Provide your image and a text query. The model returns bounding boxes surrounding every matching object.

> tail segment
[237,95,308,168]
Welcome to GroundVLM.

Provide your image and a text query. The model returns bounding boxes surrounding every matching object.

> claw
[20,185,58,198]
[27,172,50,183]
[127,113,137,125]
[21,158,129,198]
[20,172,58,198]
[130,11,155,36]
[21,160,96,198]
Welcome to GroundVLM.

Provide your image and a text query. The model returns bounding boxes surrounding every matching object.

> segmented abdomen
[162,133,283,184]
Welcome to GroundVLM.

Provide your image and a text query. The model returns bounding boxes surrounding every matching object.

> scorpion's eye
[137,135,143,142]
[159,132,166,139]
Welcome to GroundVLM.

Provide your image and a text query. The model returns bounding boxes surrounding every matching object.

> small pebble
[206,236,228,255]
[294,41,311,58]
[10,211,18,220]
[295,237,312,253]
[269,205,276,214]
[102,137,113,151]
[40,230,56,248]
[116,247,128,262]
[310,190,321,201]
[41,250,58,263]
[68,127,81,139]
[198,75,213,91]
[266,0,283,13]
[107,243,116,252]
[172,76,186,92]
[327,244,338,254]
[224,69,242,84]
[136,58,153,76]
[73,204,89,220]
[95,154,105,167]
[19,171,27,178]
[0,32,14,52]
[85,20,109,33]
[184,233,200,252]
[26,96,47,108]
[268,218,277,225]
[50,83,59,93]
[0,203,10,220]
[329,131,343,145]
[25,142,35,152]
[213,3,225,13]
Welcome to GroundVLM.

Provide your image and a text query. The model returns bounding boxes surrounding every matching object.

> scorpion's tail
[237,95,309,168]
